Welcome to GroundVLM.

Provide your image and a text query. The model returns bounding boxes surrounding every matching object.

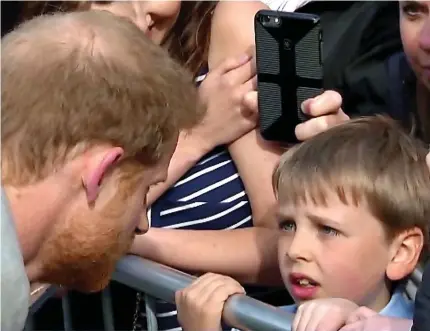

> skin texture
[400,0,430,90]
[8,141,175,292]
[90,1,181,44]
[115,0,284,286]
[3,11,180,291]
[277,192,422,311]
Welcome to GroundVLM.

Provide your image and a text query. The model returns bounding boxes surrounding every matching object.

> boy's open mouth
[288,273,320,300]
[295,278,317,287]
[289,273,319,287]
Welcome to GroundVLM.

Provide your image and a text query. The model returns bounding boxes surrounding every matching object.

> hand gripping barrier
[113,255,294,331]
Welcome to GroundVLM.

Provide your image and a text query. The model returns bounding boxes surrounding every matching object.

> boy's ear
[81,147,124,204]
[386,227,424,281]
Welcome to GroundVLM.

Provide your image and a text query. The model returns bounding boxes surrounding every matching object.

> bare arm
[131,227,282,285]
[146,132,209,206]
[208,1,284,228]
[131,3,284,285]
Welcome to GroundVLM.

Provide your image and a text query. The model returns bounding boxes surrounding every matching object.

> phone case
[255,10,323,143]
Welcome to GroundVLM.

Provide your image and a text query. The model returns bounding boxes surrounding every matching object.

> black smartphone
[255,10,323,143]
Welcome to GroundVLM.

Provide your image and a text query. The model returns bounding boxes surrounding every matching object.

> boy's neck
[363,279,393,312]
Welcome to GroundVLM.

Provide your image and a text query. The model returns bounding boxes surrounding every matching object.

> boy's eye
[279,220,296,232]
[319,225,340,236]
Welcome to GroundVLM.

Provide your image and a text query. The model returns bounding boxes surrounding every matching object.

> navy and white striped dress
[135,73,254,331]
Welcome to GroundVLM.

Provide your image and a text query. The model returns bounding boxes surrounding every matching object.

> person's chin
[77,275,111,293]
[68,267,114,293]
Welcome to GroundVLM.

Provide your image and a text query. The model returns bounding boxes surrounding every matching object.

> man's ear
[386,227,424,281]
[81,147,124,204]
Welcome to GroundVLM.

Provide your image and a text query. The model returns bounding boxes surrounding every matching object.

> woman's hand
[243,90,349,141]
[295,90,350,140]
[192,53,258,152]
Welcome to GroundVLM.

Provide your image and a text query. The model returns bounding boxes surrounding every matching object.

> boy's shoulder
[380,286,414,319]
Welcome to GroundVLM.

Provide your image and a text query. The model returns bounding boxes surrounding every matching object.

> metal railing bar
[113,255,294,331]
[28,285,58,315]
[145,294,158,331]
[101,286,115,331]
[61,294,73,331]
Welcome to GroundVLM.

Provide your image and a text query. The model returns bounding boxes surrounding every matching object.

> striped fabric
[135,145,254,331]
[134,69,255,330]
[150,146,253,231]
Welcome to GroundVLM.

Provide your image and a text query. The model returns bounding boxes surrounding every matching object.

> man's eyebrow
[402,0,428,10]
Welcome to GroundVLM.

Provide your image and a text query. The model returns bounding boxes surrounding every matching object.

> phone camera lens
[260,15,269,23]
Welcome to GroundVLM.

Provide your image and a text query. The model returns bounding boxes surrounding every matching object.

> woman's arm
[131,227,282,285]
[147,52,259,206]
[146,132,209,206]
[208,1,284,228]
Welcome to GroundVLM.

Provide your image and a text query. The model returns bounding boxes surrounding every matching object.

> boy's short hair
[273,115,430,261]
[1,10,203,185]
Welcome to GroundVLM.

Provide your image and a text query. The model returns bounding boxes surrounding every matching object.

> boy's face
[277,192,395,311]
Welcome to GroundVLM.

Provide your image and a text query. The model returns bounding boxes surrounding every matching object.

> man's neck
[3,181,62,283]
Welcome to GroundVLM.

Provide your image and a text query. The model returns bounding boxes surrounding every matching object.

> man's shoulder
[1,188,31,331]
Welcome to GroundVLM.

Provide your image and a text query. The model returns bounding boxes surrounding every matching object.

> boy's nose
[286,231,313,262]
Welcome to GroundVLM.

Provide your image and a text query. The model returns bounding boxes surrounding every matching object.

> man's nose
[286,230,313,262]
[418,20,430,53]
[135,209,150,235]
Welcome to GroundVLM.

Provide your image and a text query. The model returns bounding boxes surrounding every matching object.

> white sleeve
[260,0,313,12]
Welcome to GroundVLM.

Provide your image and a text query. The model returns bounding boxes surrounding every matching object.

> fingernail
[301,99,312,113]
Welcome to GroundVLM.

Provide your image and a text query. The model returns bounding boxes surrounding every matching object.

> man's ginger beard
[36,188,136,292]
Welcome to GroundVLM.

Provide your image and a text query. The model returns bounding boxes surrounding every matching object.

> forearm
[147,132,210,206]
[228,130,283,227]
[130,227,283,285]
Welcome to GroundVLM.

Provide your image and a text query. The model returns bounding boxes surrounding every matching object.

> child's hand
[175,273,245,331]
[339,306,412,331]
[293,298,359,331]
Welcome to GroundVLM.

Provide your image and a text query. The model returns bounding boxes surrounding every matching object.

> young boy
[174,115,430,331]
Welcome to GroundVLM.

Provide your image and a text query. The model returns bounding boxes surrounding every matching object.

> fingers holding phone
[295,90,350,141]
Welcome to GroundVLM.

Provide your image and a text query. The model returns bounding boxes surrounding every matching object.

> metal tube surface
[113,255,294,331]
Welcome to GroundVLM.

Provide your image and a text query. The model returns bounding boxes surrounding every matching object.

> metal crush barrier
[26,255,294,331]
[27,255,424,331]
[113,255,295,331]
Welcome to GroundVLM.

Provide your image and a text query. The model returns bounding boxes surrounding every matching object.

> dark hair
[18,1,218,78]
[161,1,218,77]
